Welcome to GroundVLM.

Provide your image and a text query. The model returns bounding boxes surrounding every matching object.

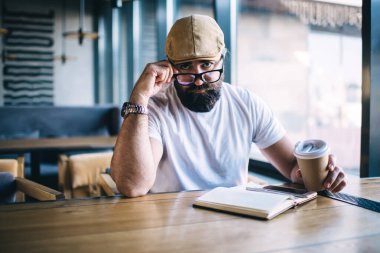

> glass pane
[177,0,214,19]
[140,1,158,65]
[238,0,362,176]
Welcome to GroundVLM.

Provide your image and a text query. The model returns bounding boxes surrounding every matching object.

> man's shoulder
[222,82,254,101]
[222,83,269,113]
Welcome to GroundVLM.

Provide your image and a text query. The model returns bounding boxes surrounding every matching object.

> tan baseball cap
[165,14,225,64]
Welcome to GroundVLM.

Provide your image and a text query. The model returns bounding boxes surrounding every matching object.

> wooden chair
[99,172,120,197]
[56,151,267,199]
[0,156,64,203]
[58,151,113,199]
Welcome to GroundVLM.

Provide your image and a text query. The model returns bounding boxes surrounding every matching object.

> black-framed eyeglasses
[172,68,224,86]
[169,54,225,86]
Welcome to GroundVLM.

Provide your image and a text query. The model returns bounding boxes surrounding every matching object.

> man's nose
[193,65,204,86]
[194,77,204,86]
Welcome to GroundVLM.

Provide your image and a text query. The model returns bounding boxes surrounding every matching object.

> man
[111,14,346,197]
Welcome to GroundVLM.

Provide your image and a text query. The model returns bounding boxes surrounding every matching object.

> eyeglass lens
[176,70,221,85]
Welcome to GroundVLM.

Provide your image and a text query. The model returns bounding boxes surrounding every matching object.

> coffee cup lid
[294,139,329,159]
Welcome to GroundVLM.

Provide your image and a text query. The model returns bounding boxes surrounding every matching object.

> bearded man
[111,14,346,197]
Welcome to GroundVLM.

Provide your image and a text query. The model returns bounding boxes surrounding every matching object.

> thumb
[296,169,302,178]
[291,168,303,184]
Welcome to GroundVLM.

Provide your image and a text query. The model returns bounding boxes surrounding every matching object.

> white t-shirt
[148,83,285,193]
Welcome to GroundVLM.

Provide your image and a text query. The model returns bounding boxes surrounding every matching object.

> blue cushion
[0,106,121,138]
[0,172,16,203]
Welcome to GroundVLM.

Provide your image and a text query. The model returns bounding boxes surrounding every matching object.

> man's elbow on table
[110,168,151,197]
[119,184,149,198]
[113,176,150,197]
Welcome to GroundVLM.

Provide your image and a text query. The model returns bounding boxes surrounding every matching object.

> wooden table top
[0,136,117,153]
[1,177,380,253]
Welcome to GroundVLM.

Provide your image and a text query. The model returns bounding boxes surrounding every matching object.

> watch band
[121,102,148,118]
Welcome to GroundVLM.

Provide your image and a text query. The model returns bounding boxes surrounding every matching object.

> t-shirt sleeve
[147,102,163,143]
[250,93,286,149]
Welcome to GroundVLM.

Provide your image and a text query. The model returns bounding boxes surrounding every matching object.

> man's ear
[222,48,228,58]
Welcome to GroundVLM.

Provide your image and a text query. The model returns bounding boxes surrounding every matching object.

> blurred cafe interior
[1,0,380,252]
[0,0,379,200]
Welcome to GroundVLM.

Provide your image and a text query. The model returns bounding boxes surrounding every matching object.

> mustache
[174,79,223,113]
[183,82,221,92]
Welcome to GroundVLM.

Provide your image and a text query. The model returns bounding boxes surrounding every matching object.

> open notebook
[193,185,317,220]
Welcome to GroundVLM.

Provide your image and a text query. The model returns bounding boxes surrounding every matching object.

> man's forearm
[111,114,156,197]
[110,60,174,197]
[261,136,304,184]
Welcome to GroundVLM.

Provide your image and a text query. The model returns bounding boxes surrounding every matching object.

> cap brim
[168,48,225,65]
[169,56,220,65]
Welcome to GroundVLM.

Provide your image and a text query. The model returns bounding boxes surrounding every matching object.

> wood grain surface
[0,136,116,152]
[1,178,379,253]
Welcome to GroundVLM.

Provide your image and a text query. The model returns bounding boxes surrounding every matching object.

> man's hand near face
[130,60,175,106]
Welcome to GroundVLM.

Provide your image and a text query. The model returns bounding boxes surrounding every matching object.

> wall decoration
[1,6,55,105]
[281,0,362,29]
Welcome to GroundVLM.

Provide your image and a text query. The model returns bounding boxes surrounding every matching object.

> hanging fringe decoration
[280,0,362,29]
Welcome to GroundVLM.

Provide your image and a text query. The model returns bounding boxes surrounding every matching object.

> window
[237,0,362,176]
[176,0,213,18]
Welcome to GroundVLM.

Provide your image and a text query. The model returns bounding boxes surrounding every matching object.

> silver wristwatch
[121,102,148,118]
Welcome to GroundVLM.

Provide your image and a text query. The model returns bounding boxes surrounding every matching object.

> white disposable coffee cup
[294,139,330,192]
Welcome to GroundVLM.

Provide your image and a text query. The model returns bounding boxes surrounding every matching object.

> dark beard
[174,79,223,113]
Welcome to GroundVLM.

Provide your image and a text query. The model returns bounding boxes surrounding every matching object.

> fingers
[330,178,347,192]
[153,60,174,85]
[291,168,303,184]
[327,154,337,172]
[295,169,302,179]
[132,60,174,101]
[168,62,174,82]
[324,165,347,193]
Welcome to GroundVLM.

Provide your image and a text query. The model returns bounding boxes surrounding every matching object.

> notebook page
[197,187,291,213]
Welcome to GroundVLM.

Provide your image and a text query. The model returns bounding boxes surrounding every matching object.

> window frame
[360,0,380,177]
[95,0,379,178]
